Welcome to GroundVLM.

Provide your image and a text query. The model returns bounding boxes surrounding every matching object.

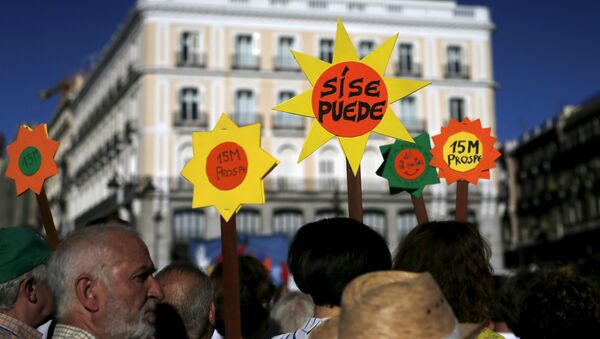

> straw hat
[311,271,483,339]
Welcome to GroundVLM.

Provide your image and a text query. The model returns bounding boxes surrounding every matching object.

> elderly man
[47,224,163,339]
[0,227,54,338]
[155,263,215,339]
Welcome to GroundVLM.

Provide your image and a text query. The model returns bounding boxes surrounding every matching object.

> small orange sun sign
[430,118,500,185]
[5,124,59,195]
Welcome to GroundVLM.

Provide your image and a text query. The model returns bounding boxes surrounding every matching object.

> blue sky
[1,0,599,144]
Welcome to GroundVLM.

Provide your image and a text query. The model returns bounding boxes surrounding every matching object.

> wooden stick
[35,187,59,250]
[220,215,241,339]
[411,195,429,225]
[455,180,469,223]
[346,160,363,222]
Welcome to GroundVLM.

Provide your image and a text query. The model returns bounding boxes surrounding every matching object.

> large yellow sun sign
[273,19,430,174]
[181,114,279,221]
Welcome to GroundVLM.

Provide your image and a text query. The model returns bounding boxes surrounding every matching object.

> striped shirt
[51,324,96,339]
[0,312,42,339]
[271,317,326,339]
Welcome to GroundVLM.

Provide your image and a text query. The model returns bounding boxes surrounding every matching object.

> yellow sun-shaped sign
[181,114,279,221]
[273,19,430,174]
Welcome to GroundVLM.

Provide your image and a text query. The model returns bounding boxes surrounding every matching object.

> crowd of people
[0,217,599,339]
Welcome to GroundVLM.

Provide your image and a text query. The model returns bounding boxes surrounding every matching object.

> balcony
[272,114,305,136]
[176,52,206,68]
[232,112,262,126]
[395,62,422,77]
[232,54,260,70]
[273,55,299,72]
[399,117,426,134]
[173,111,209,128]
[444,64,470,79]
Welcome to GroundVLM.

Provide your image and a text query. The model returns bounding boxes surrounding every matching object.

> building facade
[47,0,502,269]
[504,95,600,268]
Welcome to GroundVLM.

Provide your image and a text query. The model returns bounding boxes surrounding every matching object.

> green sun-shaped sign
[376,132,439,197]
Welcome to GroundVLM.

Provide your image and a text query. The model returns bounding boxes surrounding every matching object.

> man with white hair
[47,224,164,339]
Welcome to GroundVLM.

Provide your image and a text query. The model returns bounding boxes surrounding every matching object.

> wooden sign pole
[36,187,59,250]
[411,195,429,225]
[346,160,363,223]
[455,180,469,223]
[220,215,241,339]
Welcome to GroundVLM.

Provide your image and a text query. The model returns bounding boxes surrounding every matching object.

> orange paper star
[5,124,59,195]
[430,118,500,185]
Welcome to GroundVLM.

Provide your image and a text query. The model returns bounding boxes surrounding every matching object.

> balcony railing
[273,55,300,71]
[173,111,209,127]
[176,51,206,68]
[399,117,426,134]
[272,114,304,131]
[232,54,260,70]
[232,112,262,126]
[395,62,422,77]
[444,64,470,79]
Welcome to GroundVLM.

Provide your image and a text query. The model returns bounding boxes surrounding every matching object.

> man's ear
[74,275,100,312]
[209,302,216,325]
[21,276,38,303]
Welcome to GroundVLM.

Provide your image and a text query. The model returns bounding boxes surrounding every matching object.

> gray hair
[0,264,48,311]
[47,224,140,320]
[271,292,315,333]
[156,263,214,339]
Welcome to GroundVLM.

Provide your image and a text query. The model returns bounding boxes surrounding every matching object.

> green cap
[0,227,51,284]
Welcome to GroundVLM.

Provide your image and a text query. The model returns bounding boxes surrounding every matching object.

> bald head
[156,263,214,339]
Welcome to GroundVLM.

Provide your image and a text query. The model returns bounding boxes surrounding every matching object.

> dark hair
[494,270,537,333]
[211,255,276,339]
[155,263,214,339]
[288,217,392,307]
[515,269,600,339]
[392,221,493,323]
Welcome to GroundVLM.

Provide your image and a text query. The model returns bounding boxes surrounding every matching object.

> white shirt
[272,317,326,339]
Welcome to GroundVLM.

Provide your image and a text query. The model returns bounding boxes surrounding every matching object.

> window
[358,40,374,59]
[179,31,202,66]
[234,34,258,69]
[319,39,334,63]
[364,210,386,236]
[449,97,465,121]
[316,209,339,220]
[180,88,199,120]
[173,210,206,243]
[234,89,256,125]
[274,91,302,128]
[273,210,304,236]
[237,210,261,234]
[397,211,417,241]
[398,43,414,75]
[276,36,296,70]
[446,45,465,78]
[398,96,417,129]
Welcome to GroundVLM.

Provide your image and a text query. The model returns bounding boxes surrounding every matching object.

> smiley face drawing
[394,148,426,180]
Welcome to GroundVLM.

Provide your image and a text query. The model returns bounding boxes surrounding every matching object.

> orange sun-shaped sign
[430,118,500,185]
[273,19,430,175]
[5,124,59,195]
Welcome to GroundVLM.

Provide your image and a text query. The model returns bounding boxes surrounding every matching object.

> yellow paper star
[273,19,430,175]
[181,114,279,221]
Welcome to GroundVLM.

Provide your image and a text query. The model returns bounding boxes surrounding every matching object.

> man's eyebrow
[131,265,156,278]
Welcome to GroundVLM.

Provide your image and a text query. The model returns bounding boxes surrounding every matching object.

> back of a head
[46,224,139,320]
[156,263,214,339]
[211,255,276,339]
[288,217,392,307]
[392,221,493,323]
[270,292,315,333]
[515,269,600,339]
